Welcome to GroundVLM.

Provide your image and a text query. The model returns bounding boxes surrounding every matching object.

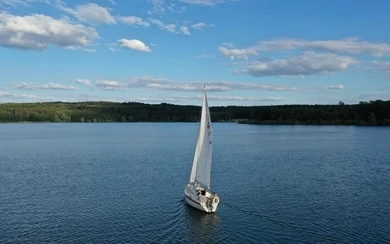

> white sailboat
[184,86,220,213]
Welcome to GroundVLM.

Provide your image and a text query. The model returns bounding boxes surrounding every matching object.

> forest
[0,100,390,126]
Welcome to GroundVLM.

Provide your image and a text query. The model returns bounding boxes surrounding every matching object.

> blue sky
[0,0,389,106]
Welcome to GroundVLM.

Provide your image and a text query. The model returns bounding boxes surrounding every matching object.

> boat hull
[184,184,219,213]
[185,195,210,212]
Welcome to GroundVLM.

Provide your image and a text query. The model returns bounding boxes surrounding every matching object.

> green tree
[53,115,60,122]
[369,112,377,125]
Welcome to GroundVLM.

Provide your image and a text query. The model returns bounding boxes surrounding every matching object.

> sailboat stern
[205,191,219,213]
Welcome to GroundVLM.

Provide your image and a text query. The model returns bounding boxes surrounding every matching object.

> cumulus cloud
[237,52,356,77]
[164,24,176,33]
[218,47,259,60]
[75,79,91,86]
[148,18,176,33]
[11,82,78,90]
[59,3,116,25]
[95,80,128,91]
[118,16,150,27]
[118,39,151,52]
[0,12,99,51]
[0,91,41,99]
[180,26,191,35]
[253,37,390,57]
[327,85,344,89]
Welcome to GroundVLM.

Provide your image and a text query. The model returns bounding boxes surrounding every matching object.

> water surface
[0,123,389,243]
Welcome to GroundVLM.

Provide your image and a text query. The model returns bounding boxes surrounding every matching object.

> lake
[0,123,389,243]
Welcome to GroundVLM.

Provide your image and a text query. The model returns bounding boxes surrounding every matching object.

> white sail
[190,89,213,190]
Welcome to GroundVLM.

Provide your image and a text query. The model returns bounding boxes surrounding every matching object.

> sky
[0,0,390,106]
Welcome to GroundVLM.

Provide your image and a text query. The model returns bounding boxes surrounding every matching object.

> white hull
[184,183,219,213]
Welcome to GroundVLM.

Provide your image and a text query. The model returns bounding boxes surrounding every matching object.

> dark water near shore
[1,123,389,243]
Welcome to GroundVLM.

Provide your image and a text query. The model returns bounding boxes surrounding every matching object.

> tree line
[0,100,389,126]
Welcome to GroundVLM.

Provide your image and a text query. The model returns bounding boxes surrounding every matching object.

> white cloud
[73,75,301,93]
[0,12,99,51]
[0,91,41,99]
[222,42,234,48]
[0,0,48,7]
[191,22,206,29]
[64,46,77,50]
[59,3,116,25]
[208,95,287,101]
[147,0,233,15]
[148,18,164,27]
[237,52,356,77]
[75,79,91,85]
[327,84,344,89]
[11,82,78,90]
[148,18,176,33]
[39,82,78,90]
[96,80,128,91]
[195,54,215,58]
[148,0,166,14]
[109,47,120,52]
[218,47,259,60]
[148,0,188,15]
[123,76,300,92]
[132,95,286,103]
[147,83,230,91]
[164,24,176,33]
[254,37,390,57]
[118,16,150,27]
[108,0,116,5]
[118,39,151,52]
[180,26,191,35]
[209,81,300,91]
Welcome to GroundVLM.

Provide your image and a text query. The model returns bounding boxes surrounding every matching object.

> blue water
[0,123,389,243]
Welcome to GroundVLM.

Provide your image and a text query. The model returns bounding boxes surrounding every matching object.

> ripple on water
[1,124,390,243]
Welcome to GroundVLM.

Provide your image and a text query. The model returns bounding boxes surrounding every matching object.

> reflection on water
[185,205,220,243]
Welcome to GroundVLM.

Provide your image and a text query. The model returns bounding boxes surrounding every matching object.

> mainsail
[190,88,213,190]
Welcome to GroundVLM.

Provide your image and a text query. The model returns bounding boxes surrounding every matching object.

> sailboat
[184,86,220,213]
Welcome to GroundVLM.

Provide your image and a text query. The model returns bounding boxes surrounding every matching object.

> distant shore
[1,100,390,126]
